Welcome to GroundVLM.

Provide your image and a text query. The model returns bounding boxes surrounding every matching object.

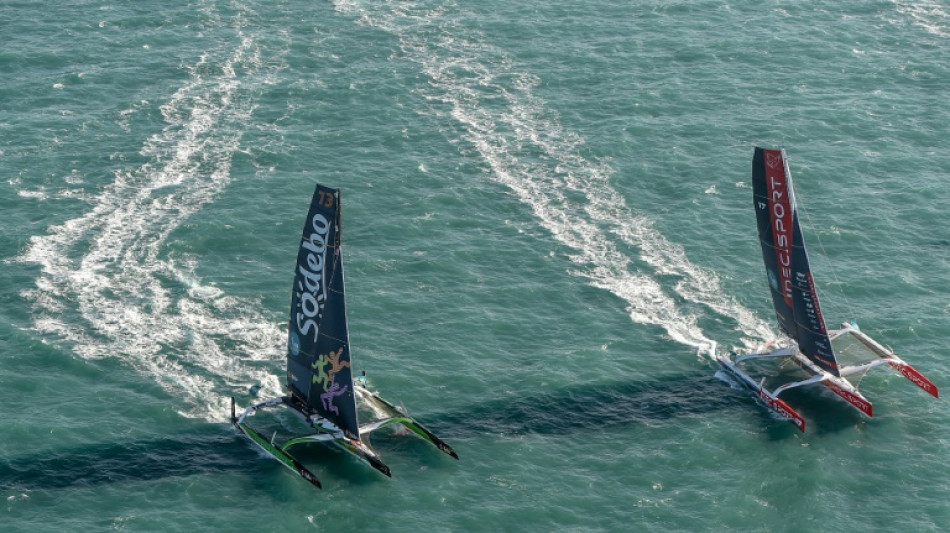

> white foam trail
[336,0,771,348]
[17,5,287,421]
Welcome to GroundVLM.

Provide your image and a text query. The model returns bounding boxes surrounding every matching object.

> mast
[286,185,360,438]
[752,148,840,376]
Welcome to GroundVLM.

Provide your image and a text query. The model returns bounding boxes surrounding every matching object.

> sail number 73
[317,190,335,209]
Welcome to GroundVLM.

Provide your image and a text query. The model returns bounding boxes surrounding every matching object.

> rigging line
[796,180,857,322]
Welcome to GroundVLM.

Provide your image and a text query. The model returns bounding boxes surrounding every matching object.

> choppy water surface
[2,1,948,531]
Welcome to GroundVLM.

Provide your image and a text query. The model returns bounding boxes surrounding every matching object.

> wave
[17,3,287,422]
[893,0,950,38]
[334,0,772,349]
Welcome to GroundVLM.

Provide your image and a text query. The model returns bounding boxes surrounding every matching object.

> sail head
[286,185,360,438]
[752,148,840,376]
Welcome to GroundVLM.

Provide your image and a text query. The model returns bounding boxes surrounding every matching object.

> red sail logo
[764,150,793,308]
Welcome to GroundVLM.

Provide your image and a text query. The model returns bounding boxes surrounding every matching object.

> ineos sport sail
[752,148,839,377]
[707,148,938,432]
[232,184,457,488]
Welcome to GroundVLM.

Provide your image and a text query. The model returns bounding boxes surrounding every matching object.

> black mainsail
[752,147,840,376]
[286,185,360,439]
[231,183,457,486]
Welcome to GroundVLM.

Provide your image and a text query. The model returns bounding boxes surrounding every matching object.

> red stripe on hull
[889,361,939,398]
[757,389,806,432]
[823,381,873,417]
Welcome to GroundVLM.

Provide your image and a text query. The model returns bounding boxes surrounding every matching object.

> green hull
[366,391,459,460]
[231,391,456,489]
[234,419,322,489]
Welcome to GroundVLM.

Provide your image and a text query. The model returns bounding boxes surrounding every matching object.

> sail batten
[752,148,840,376]
[287,185,360,438]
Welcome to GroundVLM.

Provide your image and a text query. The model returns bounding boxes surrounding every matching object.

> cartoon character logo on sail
[295,213,331,343]
[312,347,350,415]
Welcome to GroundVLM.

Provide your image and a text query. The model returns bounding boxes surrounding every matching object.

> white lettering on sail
[765,151,794,307]
[294,213,331,344]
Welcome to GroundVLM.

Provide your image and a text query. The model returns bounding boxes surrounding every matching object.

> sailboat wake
[17,5,287,422]
[335,0,772,349]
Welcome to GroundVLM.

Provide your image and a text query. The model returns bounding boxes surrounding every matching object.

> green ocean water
[2,0,949,531]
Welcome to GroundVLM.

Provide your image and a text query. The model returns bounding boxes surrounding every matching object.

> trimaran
[707,147,938,431]
[231,184,457,488]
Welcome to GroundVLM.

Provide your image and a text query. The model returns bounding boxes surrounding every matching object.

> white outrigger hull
[708,322,938,432]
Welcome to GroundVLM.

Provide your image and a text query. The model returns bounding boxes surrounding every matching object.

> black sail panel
[306,248,359,438]
[752,148,840,376]
[286,185,360,438]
